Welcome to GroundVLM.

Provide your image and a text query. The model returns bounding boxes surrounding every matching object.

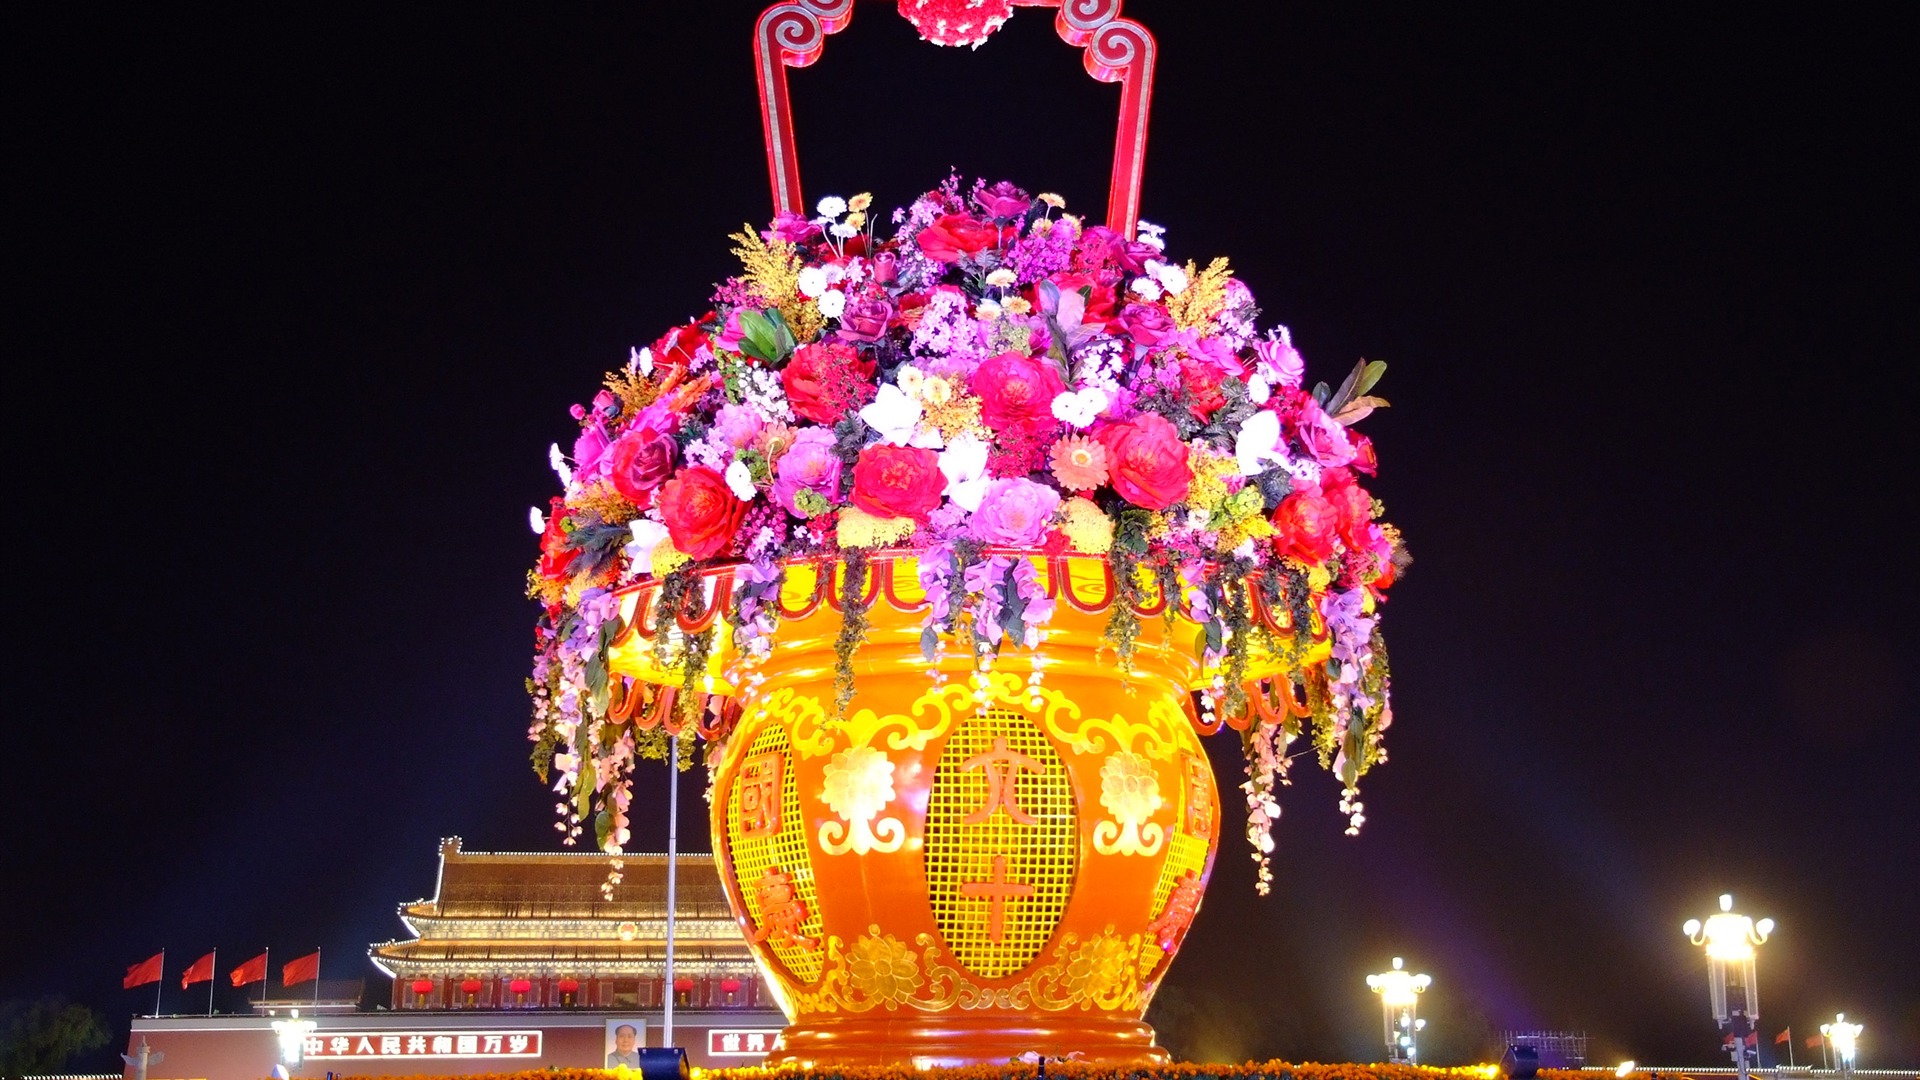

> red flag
[1806,1035,1824,1049]
[281,951,320,987]
[123,953,164,989]
[229,952,268,987]
[1775,1029,1791,1046]
[181,952,215,989]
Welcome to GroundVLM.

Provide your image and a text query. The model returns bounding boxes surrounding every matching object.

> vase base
[765,1014,1170,1068]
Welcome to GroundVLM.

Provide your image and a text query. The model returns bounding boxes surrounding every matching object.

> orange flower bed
[310,1062,1511,1080]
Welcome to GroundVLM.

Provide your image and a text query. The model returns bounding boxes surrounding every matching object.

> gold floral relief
[793,680,971,761]
[1036,687,1185,763]
[817,744,906,855]
[785,925,1147,1017]
[1091,749,1166,856]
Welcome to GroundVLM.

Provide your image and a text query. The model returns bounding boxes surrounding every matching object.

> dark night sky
[7,2,1917,1070]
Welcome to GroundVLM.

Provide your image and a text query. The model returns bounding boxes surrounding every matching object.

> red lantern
[673,977,695,993]
[509,978,532,994]
[410,979,434,995]
[720,978,743,993]
[459,978,483,995]
[556,978,580,993]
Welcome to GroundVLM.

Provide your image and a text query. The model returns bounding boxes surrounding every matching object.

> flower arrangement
[527,177,1407,889]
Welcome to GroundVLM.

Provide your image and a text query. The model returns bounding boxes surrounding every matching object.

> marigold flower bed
[309,1062,1583,1080]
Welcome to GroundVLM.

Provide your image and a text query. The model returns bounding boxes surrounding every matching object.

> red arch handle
[753,0,1157,238]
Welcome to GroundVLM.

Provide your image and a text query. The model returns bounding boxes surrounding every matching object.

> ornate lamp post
[1683,893,1773,1080]
[1366,957,1430,1064]
[1821,1015,1862,1076]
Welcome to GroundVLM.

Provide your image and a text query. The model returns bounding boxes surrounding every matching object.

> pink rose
[916,214,1003,264]
[771,427,844,516]
[716,309,748,353]
[974,181,1032,220]
[1253,332,1305,388]
[969,478,1062,547]
[1293,399,1355,467]
[970,351,1066,432]
[763,211,821,244]
[572,423,611,478]
[1119,303,1177,348]
[837,294,895,343]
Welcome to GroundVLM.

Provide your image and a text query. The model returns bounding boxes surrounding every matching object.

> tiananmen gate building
[124,838,786,1080]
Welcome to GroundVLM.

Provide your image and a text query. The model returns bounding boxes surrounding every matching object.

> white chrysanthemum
[1129,276,1162,301]
[724,459,756,500]
[1050,386,1109,429]
[796,266,828,298]
[816,195,848,218]
[817,288,847,318]
[1156,262,1189,295]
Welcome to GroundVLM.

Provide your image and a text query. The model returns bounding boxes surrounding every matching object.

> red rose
[1272,490,1339,564]
[1177,353,1230,420]
[658,466,747,560]
[851,444,945,523]
[916,214,1003,264]
[1094,413,1192,510]
[537,498,578,581]
[971,351,1066,432]
[1044,272,1118,328]
[1318,467,1374,543]
[781,342,876,425]
[606,426,677,506]
[1349,432,1379,476]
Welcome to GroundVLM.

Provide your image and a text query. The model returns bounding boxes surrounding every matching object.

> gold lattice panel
[726,717,824,983]
[924,708,1077,978]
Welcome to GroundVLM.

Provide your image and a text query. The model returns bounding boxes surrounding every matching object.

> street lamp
[1366,957,1430,1064]
[1683,893,1773,1080]
[1821,1015,1862,1075]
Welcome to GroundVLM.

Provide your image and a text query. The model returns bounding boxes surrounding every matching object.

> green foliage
[730,308,797,365]
[0,998,109,1079]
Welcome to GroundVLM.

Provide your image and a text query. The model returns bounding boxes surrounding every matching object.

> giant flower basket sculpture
[526,1,1406,1066]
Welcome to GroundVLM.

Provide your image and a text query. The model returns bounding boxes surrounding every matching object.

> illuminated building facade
[371,837,771,1011]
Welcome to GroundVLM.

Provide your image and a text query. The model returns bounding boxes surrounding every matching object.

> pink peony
[770,427,844,516]
[710,404,765,450]
[970,351,1066,432]
[969,477,1061,547]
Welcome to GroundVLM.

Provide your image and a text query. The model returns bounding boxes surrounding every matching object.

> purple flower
[969,478,1061,547]
[763,212,821,244]
[771,426,844,516]
[710,404,765,450]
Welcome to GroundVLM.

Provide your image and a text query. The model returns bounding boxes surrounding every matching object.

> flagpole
[154,950,165,1017]
[1786,1028,1794,1069]
[261,947,270,1008]
[663,731,679,1050]
[313,948,322,1008]
[207,949,217,1016]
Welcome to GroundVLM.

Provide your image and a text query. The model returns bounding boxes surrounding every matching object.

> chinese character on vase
[749,866,816,950]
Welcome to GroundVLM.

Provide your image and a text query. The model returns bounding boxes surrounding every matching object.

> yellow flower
[837,507,916,549]
[845,210,867,230]
[1060,498,1114,554]
[1004,296,1032,315]
[1037,192,1065,208]
[649,539,691,577]
[847,192,873,212]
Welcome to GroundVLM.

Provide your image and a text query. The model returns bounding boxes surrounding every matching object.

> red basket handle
[754,0,1157,238]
